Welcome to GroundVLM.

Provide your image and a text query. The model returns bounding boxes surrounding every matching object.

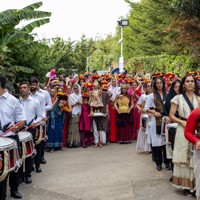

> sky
[0,0,132,41]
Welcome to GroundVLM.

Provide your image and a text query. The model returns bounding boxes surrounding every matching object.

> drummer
[37,79,52,165]
[19,81,43,184]
[29,77,46,173]
[0,74,26,200]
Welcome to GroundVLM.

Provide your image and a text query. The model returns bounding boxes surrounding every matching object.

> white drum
[166,122,178,150]
[167,123,178,129]
[141,114,148,130]
[0,137,21,181]
[92,112,105,117]
[36,121,46,145]
[18,131,35,159]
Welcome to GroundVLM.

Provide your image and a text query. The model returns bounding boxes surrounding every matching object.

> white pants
[93,120,106,144]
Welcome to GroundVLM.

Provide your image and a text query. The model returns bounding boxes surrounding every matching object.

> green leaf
[21,2,43,11]
[21,18,50,33]
[13,65,34,73]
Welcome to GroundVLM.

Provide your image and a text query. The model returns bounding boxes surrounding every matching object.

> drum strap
[0,151,9,182]
[180,117,187,121]
[1,122,11,132]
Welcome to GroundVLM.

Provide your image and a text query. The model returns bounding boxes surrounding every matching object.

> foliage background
[0,0,199,86]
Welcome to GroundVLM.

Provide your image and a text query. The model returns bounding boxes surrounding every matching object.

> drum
[92,112,105,117]
[167,123,178,150]
[18,132,35,159]
[36,121,46,145]
[0,137,22,181]
[141,114,148,130]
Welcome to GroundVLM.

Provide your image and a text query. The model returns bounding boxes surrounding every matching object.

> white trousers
[93,120,106,144]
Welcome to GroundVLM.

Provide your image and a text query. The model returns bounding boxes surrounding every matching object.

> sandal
[183,189,192,197]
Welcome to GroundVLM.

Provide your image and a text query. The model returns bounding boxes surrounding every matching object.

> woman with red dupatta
[108,78,121,142]
[129,81,142,140]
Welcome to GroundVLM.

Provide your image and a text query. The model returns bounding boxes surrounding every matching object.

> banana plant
[0,2,51,76]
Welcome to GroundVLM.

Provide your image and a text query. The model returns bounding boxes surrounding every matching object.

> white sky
[0,0,132,41]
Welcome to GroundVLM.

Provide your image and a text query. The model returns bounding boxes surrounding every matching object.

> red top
[184,108,200,144]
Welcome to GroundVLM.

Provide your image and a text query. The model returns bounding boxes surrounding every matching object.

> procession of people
[0,69,200,199]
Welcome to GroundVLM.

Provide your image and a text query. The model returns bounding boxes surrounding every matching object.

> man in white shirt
[19,81,43,183]
[29,77,46,173]
[0,74,26,200]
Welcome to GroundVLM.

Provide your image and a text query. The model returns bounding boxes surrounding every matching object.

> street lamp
[118,19,129,73]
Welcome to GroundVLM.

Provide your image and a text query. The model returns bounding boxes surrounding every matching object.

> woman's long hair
[179,74,199,96]
[152,77,167,102]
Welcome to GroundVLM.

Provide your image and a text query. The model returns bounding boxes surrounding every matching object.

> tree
[0,2,51,84]
[169,0,200,62]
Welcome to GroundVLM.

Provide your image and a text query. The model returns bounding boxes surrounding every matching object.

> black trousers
[0,135,21,200]
[31,127,42,168]
[40,140,46,159]
[152,145,169,166]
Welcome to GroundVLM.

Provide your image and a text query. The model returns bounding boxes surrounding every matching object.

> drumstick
[23,118,49,131]
[0,121,23,137]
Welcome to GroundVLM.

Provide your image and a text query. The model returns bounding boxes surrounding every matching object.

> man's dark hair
[5,83,12,92]
[0,74,6,89]
[29,77,39,85]
[19,81,29,87]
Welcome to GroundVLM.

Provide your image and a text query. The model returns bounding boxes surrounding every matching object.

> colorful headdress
[92,74,99,80]
[118,73,126,79]
[101,84,108,90]
[101,80,108,86]
[57,91,68,100]
[82,92,90,99]
[152,72,164,79]
[165,72,175,80]
[79,74,85,80]
[124,78,132,84]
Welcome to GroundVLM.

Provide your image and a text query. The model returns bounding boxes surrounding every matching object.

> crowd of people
[0,69,200,199]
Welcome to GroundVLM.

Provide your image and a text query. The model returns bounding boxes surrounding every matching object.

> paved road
[7,142,194,200]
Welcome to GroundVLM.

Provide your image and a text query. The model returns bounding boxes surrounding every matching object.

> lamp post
[118,19,129,73]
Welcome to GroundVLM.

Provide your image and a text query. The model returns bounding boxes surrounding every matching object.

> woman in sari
[46,88,64,152]
[114,83,134,143]
[108,78,121,142]
[131,81,142,140]
[67,84,82,147]
[169,74,199,196]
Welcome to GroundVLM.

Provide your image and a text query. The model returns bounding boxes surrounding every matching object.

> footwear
[183,189,192,196]
[18,177,24,184]
[32,166,35,171]
[49,149,54,153]
[169,177,173,182]
[35,166,42,173]
[165,163,170,169]
[40,157,47,164]
[24,177,32,184]
[156,165,162,171]
[11,190,22,199]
